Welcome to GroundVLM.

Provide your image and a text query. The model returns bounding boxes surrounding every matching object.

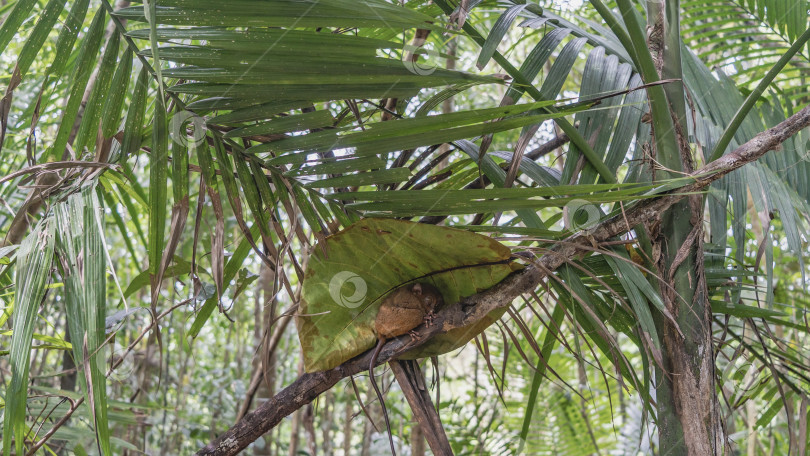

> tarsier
[369,282,442,456]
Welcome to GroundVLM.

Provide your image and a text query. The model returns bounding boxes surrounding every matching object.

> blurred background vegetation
[0,0,809,454]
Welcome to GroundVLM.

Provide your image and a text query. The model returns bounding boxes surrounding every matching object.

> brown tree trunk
[303,404,317,456]
[411,424,426,456]
[360,407,374,456]
[287,359,304,456]
[253,263,276,456]
[321,389,334,456]
[343,398,353,456]
[646,1,724,454]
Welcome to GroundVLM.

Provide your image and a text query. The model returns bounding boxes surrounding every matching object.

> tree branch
[196,103,810,456]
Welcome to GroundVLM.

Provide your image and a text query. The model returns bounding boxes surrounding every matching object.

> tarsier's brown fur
[369,282,441,456]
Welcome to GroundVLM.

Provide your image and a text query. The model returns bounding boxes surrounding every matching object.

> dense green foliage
[0,0,809,454]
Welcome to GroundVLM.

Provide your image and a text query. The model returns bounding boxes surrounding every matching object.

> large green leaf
[0,0,38,55]
[119,1,492,115]
[3,217,55,456]
[296,218,521,372]
[54,187,111,455]
[72,31,120,154]
[115,0,439,29]
[48,7,106,159]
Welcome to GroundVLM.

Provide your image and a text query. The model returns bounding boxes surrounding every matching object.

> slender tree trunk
[360,399,379,456]
[411,424,426,456]
[59,329,76,391]
[360,418,372,456]
[343,397,353,456]
[646,1,724,454]
[798,395,808,456]
[254,263,276,456]
[321,389,334,456]
[746,396,757,456]
[287,408,301,456]
[287,359,304,456]
[303,404,317,456]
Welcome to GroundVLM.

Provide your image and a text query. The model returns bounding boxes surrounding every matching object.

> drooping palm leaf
[2,216,55,456]
[54,186,111,455]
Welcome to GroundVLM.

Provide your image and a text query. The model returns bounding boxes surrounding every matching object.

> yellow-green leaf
[296,218,521,372]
